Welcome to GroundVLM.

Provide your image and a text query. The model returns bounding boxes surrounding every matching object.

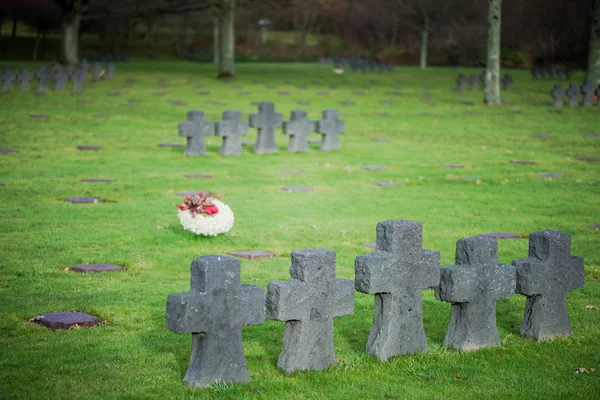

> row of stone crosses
[550,83,600,107]
[178,101,345,156]
[0,61,114,93]
[166,220,584,388]
[531,65,573,81]
[319,56,396,73]
[456,72,513,92]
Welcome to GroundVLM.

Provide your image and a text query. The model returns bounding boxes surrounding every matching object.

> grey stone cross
[106,63,115,80]
[282,110,315,152]
[2,69,15,91]
[511,230,584,340]
[71,68,84,93]
[501,74,513,91]
[316,110,344,151]
[249,101,282,154]
[166,255,265,387]
[550,84,565,107]
[54,68,67,92]
[35,67,51,92]
[266,248,354,373]
[469,74,478,91]
[92,62,103,82]
[436,236,516,352]
[178,111,213,156]
[565,84,579,107]
[18,69,32,91]
[456,74,467,92]
[355,220,440,360]
[215,110,248,156]
[581,82,596,107]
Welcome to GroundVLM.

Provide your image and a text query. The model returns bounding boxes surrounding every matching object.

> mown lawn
[0,61,599,399]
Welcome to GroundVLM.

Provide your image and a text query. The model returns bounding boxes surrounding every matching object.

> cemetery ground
[0,61,599,399]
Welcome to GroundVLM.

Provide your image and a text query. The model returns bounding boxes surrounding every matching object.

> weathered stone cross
[282,110,315,152]
[178,110,213,156]
[215,110,248,156]
[2,69,15,91]
[18,69,32,91]
[512,230,584,340]
[550,84,565,107]
[565,84,579,107]
[166,255,265,387]
[355,220,440,360]
[266,248,354,373]
[54,68,67,92]
[581,82,596,107]
[316,109,344,151]
[437,236,516,352]
[249,101,282,154]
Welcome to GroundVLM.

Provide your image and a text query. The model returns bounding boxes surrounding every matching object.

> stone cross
[501,74,513,91]
[106,63,115,80]
[36,67,51,92]
[511,230,584,340]
[18,69,32,91]
[92,62,103,82]
[550,84,565,107]
[282,110,315,152]
[469,74,478,91]
[565,84,579,107]
[581,83,596,107]
[2,69,15,91]
[266,249,354,373]
[436,236,516,352]
[80,60,89,77]
[249,101,282,154]
[316,109,344,151]
[54,68,67,92]
[65,65,76,80]
[178,111,213,156]
[71,68,84,93]
[456,74,467,92]
[215,110,248,156]
[355,220,440,360]
[166,255,265,387]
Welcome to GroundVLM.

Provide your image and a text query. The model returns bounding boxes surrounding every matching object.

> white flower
[177,199,234,236]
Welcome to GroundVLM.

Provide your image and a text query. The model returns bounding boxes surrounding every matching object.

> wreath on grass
[176,192,234,236]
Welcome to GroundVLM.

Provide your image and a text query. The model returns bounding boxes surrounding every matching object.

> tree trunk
[218,0,235,79]
[33,29,41,60]
[213,17,219,65]
[587,0,600,85]
[484,0,502,105]
[60,1,82,65]
[11,11,17,38]
[419,29,428,70]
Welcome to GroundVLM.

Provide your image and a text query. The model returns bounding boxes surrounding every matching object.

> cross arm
[419,249,441,289]
[512,259,547,296]
[166,292,210,334]
[355,251,397,294]
[330,278,355,318]
[567,256,585,291]
[265,280,307,322]
[436,265,477,303]
[239,284,266,326]
[490,263,516,299]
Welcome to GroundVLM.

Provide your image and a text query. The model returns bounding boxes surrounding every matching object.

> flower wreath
[176,192,234,236]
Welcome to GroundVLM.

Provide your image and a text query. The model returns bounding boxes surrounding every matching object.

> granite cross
[36,67,51,92]
[355,220,440,360]
[282,110,315,152]
[1,69,15,91]
[469,74,478,91]
[92,62,103,82]
[456,74,467,92]
[266,248,354,373]
[18,69,32,91]
[436,236,516,352]
[565,84,579,107]
[550,84,565,107]
[178,111,214,156]
[54,68,67,92]
[511,230,584,340]
[249,101,282,154]
[214,110,248,156]
[106,63,115,80]
[581,82,596,107]
[71,68,84,93]
[501,74,513,91]
[166,255,265,387]
[316,110,344,151]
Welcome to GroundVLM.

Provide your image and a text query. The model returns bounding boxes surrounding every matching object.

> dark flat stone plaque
[375,182,401,187]
[77,145,103,151]
[510,160,536,165]
[29,114,48,119]
[31,311,101,330]
[65,197,101,204]
[362,166,386,171]
[444,163,465,168]
[281,186,315,192]
[577,157,599,162]
[159,143,182,148]
[184,174,213,178]
[539,173,564,178]
[81,179,112,183]
[0,148,17,153]
[228,250,274,260]
[480,232,522,239]
[71,263,124,273]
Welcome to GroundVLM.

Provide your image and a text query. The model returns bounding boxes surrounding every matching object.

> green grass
[0,62,599,399]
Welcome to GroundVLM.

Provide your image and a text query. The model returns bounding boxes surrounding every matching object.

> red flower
[177,205,186,210]
[203,206,219,215]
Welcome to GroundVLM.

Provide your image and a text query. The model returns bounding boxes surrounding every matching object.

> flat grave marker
[443,163,465,168]
[362,166,386,171]
[81,179,113,183]
[480,232,522,239]
[77,145,103,151]
[71,263,124,273]
[281,186,315,192]
[29,114,48,119]
[31,311,102,330]
[510,160,536,165]
[375,181,401,187]
[0,148,17,153]
[539,173,564,178]
[228,251,274,260]
[184,174,213,178]
[158,143,182,148]
[577,157,599,162]
[65,197,101,204]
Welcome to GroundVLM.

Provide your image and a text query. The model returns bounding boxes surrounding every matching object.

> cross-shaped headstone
[71,68,84,93]
[511,230,584,340]
[18,69,32,91]
[106,63,115,80]
[436,236,516,352]
[581,82,596,107]
[166,255,265,387]
[92,62,103,82]
[469,74,478,91]
[65,65,76,80]
[282,110,315,152]
[565,84,579,107]
[54,68,67,92]
[501,74,513,91]
[214,110,248,156]
[178,111,213,156]
[316,109,344,151]
[1,69,15,92]
[550,84,565,107]
[266,248,354,373]
[249,101,282,154]
[355,220,440,360]
[456,74,467,92]
[36,67,51,92]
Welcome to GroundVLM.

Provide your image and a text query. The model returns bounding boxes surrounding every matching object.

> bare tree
[588,0,600,84]
[484,0,502,105]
